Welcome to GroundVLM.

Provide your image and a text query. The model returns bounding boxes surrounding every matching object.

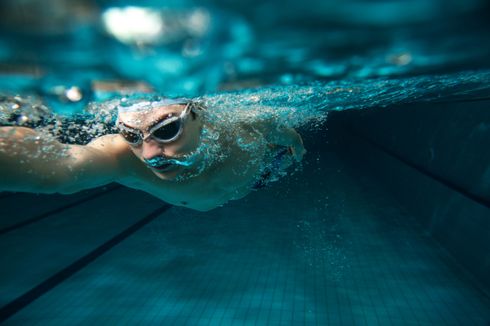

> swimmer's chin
[150,165,184,181]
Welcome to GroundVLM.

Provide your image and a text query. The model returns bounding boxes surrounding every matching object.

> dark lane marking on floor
[0,193,16,200]
[0,185,122,236]
[0,204,171,323]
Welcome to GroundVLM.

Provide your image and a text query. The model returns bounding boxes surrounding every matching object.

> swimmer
[0,98,305,211]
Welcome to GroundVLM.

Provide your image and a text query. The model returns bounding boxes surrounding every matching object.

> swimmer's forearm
[0,127,56,192]
[0,127,117,194]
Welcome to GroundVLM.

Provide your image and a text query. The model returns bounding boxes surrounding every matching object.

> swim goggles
[117,100,193,146]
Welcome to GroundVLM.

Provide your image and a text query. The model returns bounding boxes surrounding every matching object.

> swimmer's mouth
[144,156,194,172]
[149,163,174,172]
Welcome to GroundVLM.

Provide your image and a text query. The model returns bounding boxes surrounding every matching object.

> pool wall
[329,99,490,293]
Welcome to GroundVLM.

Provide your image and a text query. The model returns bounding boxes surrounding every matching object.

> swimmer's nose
[141,139,164,160]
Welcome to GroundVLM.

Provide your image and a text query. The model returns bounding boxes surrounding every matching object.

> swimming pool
[0,0,489,324]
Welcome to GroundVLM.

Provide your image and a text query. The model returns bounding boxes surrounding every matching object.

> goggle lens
[152,119,181,141]
[120,128,143,145]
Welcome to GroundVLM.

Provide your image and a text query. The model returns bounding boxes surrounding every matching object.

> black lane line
[0,204,171,323]
[343,127,490,301]
[346,127,490,210]
[0,185,122,236]
[0,193,16,200]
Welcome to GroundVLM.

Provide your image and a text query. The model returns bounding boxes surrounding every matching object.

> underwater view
[0,0,489,324]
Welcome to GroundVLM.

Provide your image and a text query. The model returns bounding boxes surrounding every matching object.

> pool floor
[0,150,489,325]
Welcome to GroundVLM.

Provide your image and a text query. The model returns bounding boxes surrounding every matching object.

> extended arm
[0,127,124,194]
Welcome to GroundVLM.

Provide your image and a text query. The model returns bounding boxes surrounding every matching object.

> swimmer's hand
[253,120,306,162]
[289,135,306,162]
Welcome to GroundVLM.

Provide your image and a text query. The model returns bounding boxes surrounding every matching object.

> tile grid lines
[349,176,434,325]
[377,190,460,325]
[179,271,209,325]
[124,262,161,326]
[266,244,287,325]
[228,246,263,325]
[213,253,255,326]
[148,220,211,324]
[337,231,360,325]
[387,208,460,325]
[400,235,455,325]
[202,255,236,326]
[420,244,479,325]
[150,247,199,323]
[278,237,295,326]
[356,214,404,325]
[303,257,318,325]
[290,253,301,324]
[347,240,370,326]
[361,253,388,326]
[153,257,195,325]
[181,257,224,326]
[344,159,489,325]
[310,256,320,326]
[363,224,393,326]
[240,252,269,326]
[412,247,458,325]
[225,249,247,323]
[431,236,490,301]
[301,260,307,325]
[265,241,289,326]
[349,227,380,326]
[351,208,396,326]
[333,265,345,325]
[348,126,490,302]
[383,251,420,325]
[240,247,270,325]
[0,203,170,324]
[349,219,367,325]
[189,261,232,320]
[418,233,490,324]
[424,224,490,303]
[143,270,173,324]
[317,235,330,326]
[369,201,429,325]
[352,172,456,323]
[253,250,278,325]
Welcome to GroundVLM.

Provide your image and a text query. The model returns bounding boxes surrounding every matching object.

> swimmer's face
[117,104,202,180]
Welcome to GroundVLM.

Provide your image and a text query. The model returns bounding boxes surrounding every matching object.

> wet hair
[117,98,204,119]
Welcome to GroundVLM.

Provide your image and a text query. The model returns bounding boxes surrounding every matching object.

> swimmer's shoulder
[86,133,129,155]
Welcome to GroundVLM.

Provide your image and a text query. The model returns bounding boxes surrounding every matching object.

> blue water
[1,1,490,110]
[0,0,489,324]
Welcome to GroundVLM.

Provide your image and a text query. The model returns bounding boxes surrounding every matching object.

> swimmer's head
[116,98,204,180]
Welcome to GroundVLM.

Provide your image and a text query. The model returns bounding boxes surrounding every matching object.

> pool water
[0,0,489,324]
